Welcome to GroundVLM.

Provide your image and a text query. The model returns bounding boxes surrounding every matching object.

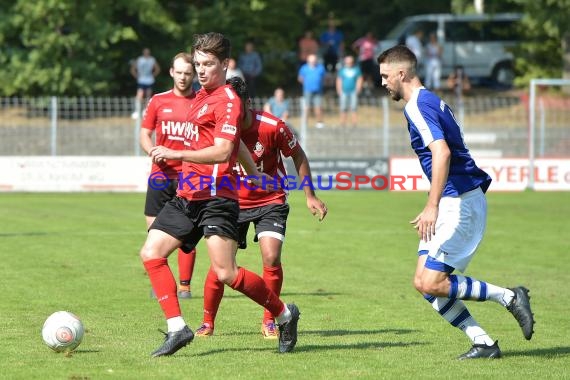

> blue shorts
[137,83,153,91]
[303,91,322,108]
[339,92,358,112]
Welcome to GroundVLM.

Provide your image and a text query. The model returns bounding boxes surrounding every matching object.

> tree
[0,0,180,96]
[508,0,570,85]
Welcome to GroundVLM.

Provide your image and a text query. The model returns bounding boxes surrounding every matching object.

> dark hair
[376,44,417,76]
[226,76,249,102]
[192,32,231,62]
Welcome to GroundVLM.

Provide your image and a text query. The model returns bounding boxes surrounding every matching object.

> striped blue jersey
[404,87,491,196]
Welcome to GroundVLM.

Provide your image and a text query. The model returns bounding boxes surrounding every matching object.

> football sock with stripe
[425,295,494,345]
[449,274,514,306]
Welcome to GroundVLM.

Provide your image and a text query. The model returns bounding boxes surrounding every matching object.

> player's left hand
[150,146,176,163]
[410,204,438,242]
[307,196,327,221]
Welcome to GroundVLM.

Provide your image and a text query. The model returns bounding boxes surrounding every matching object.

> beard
[391,91,402,102]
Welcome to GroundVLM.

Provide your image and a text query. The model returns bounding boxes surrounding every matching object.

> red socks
[202,267,225,327]
[177,248,196,286]
[143,258,180,319]
[230,267,285,318]
[262,265,283,322]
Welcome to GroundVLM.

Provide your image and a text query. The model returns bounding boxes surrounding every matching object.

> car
[376,13,522,87]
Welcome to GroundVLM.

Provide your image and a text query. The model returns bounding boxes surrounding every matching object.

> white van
[376,13,522,86]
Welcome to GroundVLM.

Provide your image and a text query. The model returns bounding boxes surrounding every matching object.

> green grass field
[1,191,568,379]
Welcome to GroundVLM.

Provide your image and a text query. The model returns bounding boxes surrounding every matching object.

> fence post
[528,79,536,190]
[50,96,58,156]
[133,98,142,156]
[382,96,389,157]
[539,97,545,157]
[299,96,308,154]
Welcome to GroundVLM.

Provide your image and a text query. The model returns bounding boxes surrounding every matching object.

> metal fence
[1,94,568,159]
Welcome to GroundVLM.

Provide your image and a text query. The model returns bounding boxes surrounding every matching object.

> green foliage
[0,0,569,95]
[0,191,568,378]
[508,0,570,85]
[0,0,178,96]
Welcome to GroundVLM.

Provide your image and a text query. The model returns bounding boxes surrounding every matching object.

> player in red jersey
[195,76,327,339]
[140,32,300,357]
[141,52,197,300]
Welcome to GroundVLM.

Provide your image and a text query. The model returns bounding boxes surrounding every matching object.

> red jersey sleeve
[275,121,300,158]
[141,96,159,131]
[213,85,242,145]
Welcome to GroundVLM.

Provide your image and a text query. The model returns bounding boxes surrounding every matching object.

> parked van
[376,13,522,86]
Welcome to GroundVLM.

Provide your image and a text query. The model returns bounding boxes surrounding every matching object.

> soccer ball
[42,311,84,353]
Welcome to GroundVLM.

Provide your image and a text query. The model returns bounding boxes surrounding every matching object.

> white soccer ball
[42,311,84,353]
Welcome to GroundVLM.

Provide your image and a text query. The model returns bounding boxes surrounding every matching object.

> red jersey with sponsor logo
[142,90,195,178]
[177,84,242,201]
[235,110,300,209]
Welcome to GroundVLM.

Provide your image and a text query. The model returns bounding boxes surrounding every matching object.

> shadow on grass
[193,340,427,357]
[505,346,570,358]
[0,232,53,237]
[69,349,101,355]
[215,328,416,338]
[212,291,344,299]
[303,328,417,336]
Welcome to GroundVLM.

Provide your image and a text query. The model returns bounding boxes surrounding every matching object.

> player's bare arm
[140,128,155,156]
[292,148,328,221]
[150,138,233,164]
[410,139,450,241]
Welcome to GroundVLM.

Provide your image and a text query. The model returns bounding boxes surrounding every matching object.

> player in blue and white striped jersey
[378,45,535,360]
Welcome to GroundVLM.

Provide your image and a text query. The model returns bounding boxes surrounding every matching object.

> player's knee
[413,276,424,293]
[139,244,153,261]
[262,253,281,267]
[213,267,237,285]
[418,280,446,297]
[139,241,164,261]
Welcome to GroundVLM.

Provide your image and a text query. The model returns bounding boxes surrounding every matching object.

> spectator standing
[351,31,377,95]
[238,41,263,98]
[425,32,443,90]
[336,55,363,127]
[405,29,424,77]
[298,30,319,67]
[131,47,161,118]
[319,17,344,73]
[298,54,326,128]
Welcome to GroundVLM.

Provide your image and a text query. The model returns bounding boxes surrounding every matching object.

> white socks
[166,316,186,332]
[275,303,291,325]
